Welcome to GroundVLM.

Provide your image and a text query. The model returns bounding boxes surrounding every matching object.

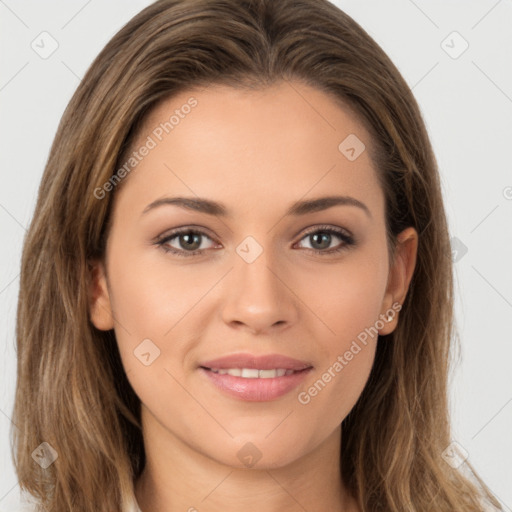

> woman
[12,0,503,510]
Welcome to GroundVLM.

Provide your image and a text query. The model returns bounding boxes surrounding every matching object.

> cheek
[297,269,383,426]
[296,250,387,418]
[106,245,206,339]
[298,340,377,437]
[304,252,389,344]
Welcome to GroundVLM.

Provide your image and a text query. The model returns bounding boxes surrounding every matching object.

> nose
[220,245,299,335]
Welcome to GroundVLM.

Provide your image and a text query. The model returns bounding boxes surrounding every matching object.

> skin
[89,80,417,512]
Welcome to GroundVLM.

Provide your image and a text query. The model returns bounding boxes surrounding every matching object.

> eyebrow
[141,195,371,218]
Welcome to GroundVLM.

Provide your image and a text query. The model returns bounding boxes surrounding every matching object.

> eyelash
[155,225,356,258]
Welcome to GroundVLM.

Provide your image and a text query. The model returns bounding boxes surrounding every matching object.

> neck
[134,408,357,512]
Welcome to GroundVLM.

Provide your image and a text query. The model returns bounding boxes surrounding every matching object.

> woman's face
[90,81,417,470]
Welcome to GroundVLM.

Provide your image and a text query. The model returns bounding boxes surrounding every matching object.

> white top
[128,496,142,512]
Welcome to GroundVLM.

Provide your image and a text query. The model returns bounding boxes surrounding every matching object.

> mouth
[198,353,313,401]
[202,367,309,378]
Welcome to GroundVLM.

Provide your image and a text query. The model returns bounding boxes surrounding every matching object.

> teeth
[241,368,259,378]
[209,368,296,378]
[259,369,280,378]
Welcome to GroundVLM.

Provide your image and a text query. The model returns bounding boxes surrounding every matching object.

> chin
[202,435,311,471]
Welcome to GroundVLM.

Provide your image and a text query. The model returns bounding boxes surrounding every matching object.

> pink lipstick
[199,353,313,401]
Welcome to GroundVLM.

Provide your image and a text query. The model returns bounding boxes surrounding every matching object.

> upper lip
[200,353,313,371]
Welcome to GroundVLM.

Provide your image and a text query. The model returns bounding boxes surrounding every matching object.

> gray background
[1,0,511,510]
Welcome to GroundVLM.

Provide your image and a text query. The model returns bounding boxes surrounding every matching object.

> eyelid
[298,223,353,240]
[154,224,217,244]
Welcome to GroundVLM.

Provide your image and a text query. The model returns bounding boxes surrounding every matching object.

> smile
[207,368,297,378]
[199,365,312,401]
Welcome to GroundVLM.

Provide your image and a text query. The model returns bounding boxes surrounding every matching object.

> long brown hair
[12,0,503,510]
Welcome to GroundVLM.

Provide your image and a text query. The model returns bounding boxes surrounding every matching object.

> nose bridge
[220,234,297,332]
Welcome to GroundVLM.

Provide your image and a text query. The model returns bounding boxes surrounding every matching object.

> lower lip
[199,367,312,402]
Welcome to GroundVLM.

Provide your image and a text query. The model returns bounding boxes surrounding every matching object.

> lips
[200,353,313,371]
[199,353,313,401]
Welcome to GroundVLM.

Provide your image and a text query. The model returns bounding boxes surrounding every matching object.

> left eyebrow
[141,194,372,219]
[286,195,371,218]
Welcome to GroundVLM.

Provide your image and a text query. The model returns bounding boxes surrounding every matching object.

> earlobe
[378,227,418,335]
[88,259,115,331]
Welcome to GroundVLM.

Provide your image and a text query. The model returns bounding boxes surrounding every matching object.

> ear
[378,227,418,335]
[88,258,115,331]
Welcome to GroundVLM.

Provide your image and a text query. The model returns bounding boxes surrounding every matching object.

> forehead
[115,81,383,220]
[140,81,372,150]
